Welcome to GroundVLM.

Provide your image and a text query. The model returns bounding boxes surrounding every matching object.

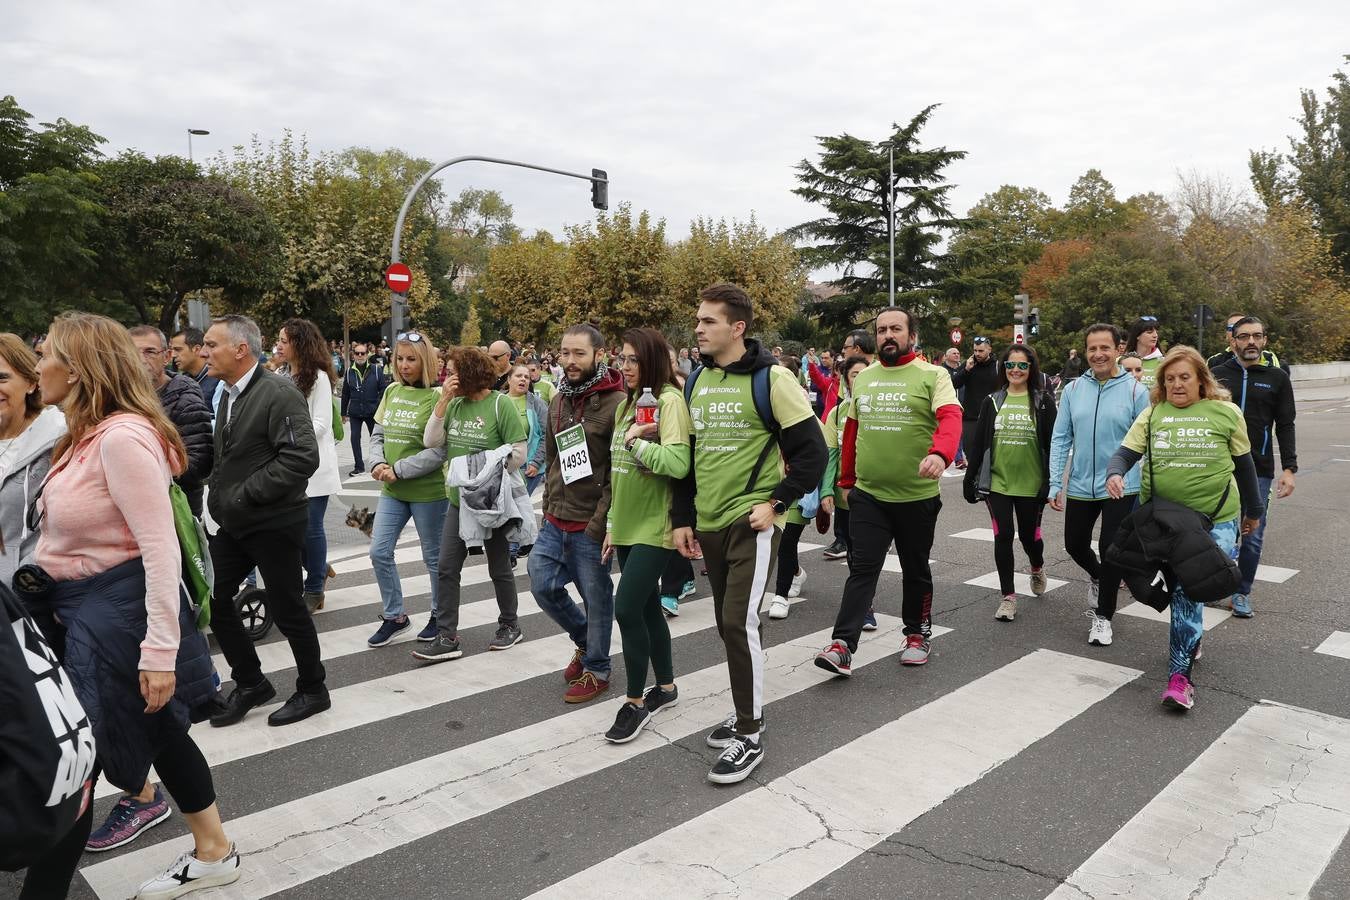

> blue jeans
[302,495,330,593]
[526,471,545,496]
[1169,519,1239,677]
[527,520,614,677]
[371,494,448,620]
[1235,476,1274,595]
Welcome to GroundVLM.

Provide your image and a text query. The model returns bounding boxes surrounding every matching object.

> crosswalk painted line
[79,615,933,899]
[951,527,996,542]
[1117,601,1232,631]
[1254,563,1298,584]
[107,592,783,798]
[529,649,1140,899]
[965,571,1069,597]
[1315,631,1350,660]
[1046,701,1350,899]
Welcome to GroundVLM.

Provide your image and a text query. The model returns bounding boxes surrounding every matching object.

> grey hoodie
[0,407,67,586]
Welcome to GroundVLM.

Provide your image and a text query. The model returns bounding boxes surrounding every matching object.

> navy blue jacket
[341,362,388,419]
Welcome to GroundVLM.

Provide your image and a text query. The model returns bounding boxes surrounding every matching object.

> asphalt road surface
[13,382,1350,900]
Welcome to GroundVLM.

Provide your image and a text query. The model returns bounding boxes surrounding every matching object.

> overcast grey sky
[3,1,1345,256]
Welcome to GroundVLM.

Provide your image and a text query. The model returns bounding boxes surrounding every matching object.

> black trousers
[349,415,376,470]
[985,493,1045,596]
[1064,496,1136,619]
[209,523,326,693]
[832,489,941,649]
[659,551,695,596]
[834,505,852,553]
[774,520,807,596]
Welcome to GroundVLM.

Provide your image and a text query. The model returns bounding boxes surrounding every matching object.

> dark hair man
[129,326,213,517]
[1210,316,1297,618]
[1207,312,1286,371]
[202,315,327,728]
[171,327,221,404]
[815,307,961,677]
[340,342,388,476]
[842,330,875,363]
[673,283,825,784]
[951,336,998,465]
[528,323,627,703]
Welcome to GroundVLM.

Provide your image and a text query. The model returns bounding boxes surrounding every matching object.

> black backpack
[0,582,96,872]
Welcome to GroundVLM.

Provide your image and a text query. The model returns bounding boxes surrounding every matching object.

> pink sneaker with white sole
[1161,673,1194,710]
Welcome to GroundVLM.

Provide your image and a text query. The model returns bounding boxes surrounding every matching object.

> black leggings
[1064,496,1136,619]
[985,494,1045,596]
[774,520,807,596]
[19,728,214,899]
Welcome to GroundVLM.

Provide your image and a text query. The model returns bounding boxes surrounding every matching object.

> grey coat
[0,407,67,587]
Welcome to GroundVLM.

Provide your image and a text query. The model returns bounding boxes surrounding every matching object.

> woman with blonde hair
[0,333,66,588]
[366,331,449,647]
[1106,345,1263,712]
[27,313,239,898]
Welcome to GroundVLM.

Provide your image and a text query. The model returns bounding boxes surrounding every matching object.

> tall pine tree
[789,105,965,338]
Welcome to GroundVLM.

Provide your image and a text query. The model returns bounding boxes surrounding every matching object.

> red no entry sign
[384,262,412,294]
[950,328,962,345]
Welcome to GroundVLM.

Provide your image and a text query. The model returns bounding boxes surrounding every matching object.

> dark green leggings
[615,544,675,699]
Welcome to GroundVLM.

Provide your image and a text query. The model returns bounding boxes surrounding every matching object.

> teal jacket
[1049,368,1149,500]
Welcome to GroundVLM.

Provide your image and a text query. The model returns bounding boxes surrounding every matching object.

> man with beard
[673,284,825,783]
[815,307,961,676]
[529,324,627,703]
[1211,316,1297,618]
[951,336,998,466]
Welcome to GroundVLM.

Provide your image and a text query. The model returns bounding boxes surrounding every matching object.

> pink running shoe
[1161,673,1194,710]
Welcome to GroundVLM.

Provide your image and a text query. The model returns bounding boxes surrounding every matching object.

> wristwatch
[770,499,787,515]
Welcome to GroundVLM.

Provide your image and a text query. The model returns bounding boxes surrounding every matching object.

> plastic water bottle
[635,387,658,425]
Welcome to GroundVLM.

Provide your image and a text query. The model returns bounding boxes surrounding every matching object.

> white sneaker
[788,568,807,598]
[767,594,790,619]
[995,596,1016,621]
[1029,569,1047,596]
[136,844,241,899]
[1086,611,1113,646]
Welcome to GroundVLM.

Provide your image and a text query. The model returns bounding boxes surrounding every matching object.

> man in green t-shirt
[672,283,826,785]
[815,307,963,677]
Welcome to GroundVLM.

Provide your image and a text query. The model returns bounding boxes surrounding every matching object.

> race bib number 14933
[556,424,593,485]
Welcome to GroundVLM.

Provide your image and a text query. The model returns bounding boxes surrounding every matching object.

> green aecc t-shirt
[991,393,1041,498]
[440,392,527,506]
[607,385,693,549]
[849,360,959,503]
[375,384,446,503]
[1121,399,1250,523]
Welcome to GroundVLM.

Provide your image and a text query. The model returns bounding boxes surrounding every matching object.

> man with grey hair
[129,325,214,516]
[202,315,329,728]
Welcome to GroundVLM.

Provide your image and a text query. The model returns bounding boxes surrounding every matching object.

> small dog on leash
[345,506,375,538]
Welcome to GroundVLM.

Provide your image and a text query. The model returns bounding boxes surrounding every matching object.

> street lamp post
[388,155,608,333]
[888,142,895,307]
[187,128,210,162]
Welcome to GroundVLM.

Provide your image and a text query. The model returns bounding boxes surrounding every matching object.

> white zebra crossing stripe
[1117,601,1232,631]
[1315,631,1350,660]
[1045,701,1350,899]
[527,648,1140,899]
[1254,563,1298,584]
[951,527,996,542]
[79,615,935,899]
[964,571,1068,597]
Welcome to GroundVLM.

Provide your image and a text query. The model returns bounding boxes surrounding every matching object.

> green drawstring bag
[170,483,213,630]
[332,395,345,442]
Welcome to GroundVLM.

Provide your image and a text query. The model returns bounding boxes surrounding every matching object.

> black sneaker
[643,684,679,715]
[707,734,764,784]
[822,540,849,560]
[706,713,767,749]
[348,467,364,477]
[488,624,523,650]
[604,702,650,744]
[412,634,463,662]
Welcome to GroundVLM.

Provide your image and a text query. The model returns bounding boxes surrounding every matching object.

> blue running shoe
[1231,593,1254,618]
[660,595,680,617]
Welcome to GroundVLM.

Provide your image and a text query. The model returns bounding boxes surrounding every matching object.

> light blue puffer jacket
[1049,369,1149,500]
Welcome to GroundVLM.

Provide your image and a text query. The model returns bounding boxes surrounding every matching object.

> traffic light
[1028,309,1040,336]
[1013,293,1030,323]
[1191,303,1214,328]
[390,297,409,334]
[591,168,608,211]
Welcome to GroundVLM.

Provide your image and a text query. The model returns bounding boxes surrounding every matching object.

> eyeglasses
[614,354,639,367]
[972,337,991,345]
[1233,332,1266,342]
[1003,360,1029,371]
[489,352,510,360]
[1139,316,1159,323]
[397,332,424,344]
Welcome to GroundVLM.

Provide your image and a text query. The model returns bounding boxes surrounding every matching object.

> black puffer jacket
[158,373,213,516]
[951,355,1000,421]
[1105,497,1241,607]
[963,387,1057,503]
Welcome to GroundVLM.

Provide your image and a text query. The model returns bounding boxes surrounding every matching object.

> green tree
[91,151,280,333]
[789,106,966,335]
[662,215,805,338]
[0,96,108,334]
[1249,56,1350,274]
[1055,169,1138,240]
[564,203,669,339]
[477,231,571,346]
[938,185,1055,337]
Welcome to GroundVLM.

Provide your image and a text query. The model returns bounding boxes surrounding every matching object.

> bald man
[488,340,513,391]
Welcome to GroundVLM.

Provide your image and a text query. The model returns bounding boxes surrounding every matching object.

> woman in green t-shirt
[1106,346,1263,712]
[962,345,1057,623]
[1125,316,1164,388]
[365,333,448,649]
[600,328,692,744]
[413,347,529,663]
[505,363,548,496]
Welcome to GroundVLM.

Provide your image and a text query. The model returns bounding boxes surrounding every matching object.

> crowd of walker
[0,287,1298,898]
